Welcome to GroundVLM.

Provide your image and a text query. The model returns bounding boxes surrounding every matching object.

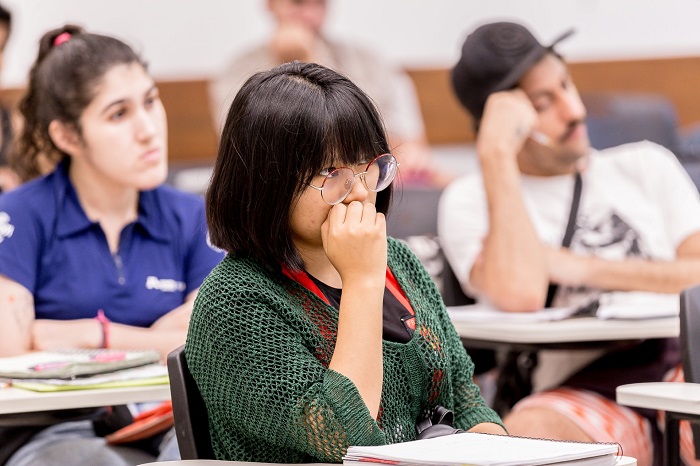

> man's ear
[48,120,81,157]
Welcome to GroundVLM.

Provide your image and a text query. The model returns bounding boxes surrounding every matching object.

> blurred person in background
[0,24,223,465]
[210,0,454,187]
[0,2,20,193]
[441,21,700,466]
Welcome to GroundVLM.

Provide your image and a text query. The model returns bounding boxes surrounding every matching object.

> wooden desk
[0,384,171,415]
[617,382,700,466]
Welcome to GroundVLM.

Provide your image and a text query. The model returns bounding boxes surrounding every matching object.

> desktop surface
[0,384,171,415]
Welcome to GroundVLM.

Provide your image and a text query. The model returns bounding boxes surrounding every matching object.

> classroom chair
[166,345,215,460]
[582,91,681,152]
[680,284,700,460]
[386,186,442,239]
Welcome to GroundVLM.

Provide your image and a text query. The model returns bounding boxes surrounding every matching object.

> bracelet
[95,309,110,349]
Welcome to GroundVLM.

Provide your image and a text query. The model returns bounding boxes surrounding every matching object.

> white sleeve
[635,142,700,248]
[437,174,488,296]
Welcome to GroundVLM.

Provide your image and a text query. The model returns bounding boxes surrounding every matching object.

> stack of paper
[0,349,168,391]
[0,349,161,380]
[448,305,577,323]
[343,433,619,466]
[596,291,679,319]
[9,364,169,392]
[448,291,679,323]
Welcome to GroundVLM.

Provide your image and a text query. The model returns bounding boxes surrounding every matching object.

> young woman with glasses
[186,61,505,463]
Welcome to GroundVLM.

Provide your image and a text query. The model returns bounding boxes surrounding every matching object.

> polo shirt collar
[136,189,170,243]
[53,160,170,243]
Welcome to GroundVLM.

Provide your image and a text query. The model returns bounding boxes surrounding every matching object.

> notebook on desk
[9,364,169,392]
[343,433,619,466]
[0,349,161,380]
[448,291,679,323]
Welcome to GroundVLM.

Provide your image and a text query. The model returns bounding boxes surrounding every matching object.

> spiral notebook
[343,433,620,466]
[0,349,161,380]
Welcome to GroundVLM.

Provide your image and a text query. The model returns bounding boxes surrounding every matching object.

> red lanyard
[283,266,415,316]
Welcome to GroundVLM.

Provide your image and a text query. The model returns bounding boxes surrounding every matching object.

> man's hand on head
[476,89,538,162]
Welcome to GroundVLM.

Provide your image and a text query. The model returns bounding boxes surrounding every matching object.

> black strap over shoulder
[545,171,582,307]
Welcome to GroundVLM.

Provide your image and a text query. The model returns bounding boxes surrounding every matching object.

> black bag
[415,405,464,440]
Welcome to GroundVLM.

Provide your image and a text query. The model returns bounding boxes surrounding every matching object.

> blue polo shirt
[0,161,224,327]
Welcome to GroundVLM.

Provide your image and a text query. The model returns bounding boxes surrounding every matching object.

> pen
[30,361,70,372]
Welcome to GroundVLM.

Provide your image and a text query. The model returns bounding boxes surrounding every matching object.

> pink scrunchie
[53,32,71,47]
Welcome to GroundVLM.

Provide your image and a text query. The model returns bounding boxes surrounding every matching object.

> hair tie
[53,32,71,47]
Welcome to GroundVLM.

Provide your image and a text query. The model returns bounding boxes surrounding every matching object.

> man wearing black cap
[439,21,700,465]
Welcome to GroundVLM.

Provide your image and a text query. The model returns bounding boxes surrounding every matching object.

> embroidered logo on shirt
[145,276,186,292]
[0,212,14,244]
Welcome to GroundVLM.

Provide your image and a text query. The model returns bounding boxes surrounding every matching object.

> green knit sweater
[186,238,502,463]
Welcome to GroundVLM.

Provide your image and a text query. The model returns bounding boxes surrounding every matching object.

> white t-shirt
[438,141,700,389]
[439,140,700,305]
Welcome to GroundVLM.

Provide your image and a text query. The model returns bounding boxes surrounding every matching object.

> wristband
[96,309,110,349]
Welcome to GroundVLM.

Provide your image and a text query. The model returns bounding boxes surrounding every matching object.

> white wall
[2,0,699,87]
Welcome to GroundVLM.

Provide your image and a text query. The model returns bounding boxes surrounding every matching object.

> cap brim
[492,27,576,93]
[549,28,576,48]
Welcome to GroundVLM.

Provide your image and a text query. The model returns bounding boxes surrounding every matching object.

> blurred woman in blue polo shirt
[0,25,223,465]
[0,2,20,194]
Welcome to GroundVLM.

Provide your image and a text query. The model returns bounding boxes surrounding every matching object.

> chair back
[440,260,475,307]
[583,91,681,152]
[166,345,215,460]
[680,285,700,459]
[386,186,443,239]
[680,285,700,383]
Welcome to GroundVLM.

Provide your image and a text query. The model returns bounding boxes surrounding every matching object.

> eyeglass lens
[321,154,398,205]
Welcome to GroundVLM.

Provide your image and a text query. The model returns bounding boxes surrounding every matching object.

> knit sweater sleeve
[186,258,386,462]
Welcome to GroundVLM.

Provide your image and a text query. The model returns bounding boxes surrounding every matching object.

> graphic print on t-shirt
[0,211,14,244]
[555,210,649,306]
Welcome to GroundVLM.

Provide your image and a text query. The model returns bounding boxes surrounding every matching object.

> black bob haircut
[206,61,393,272]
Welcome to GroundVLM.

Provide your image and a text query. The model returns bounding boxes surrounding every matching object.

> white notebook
[343,433,619,466]
[448,291,679,323]
[0,349,161,380]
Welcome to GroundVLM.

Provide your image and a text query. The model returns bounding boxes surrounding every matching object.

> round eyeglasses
[309,153,399,205]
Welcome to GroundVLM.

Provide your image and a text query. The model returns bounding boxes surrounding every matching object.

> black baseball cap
[451,21,574,121]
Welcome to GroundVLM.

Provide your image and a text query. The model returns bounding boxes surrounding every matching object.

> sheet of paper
[0,349,162,379]
[447,305,578,323]
[10,365,169,392]
[596,291,679,320]
[343,433,618,466]
[447,291,679,322]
